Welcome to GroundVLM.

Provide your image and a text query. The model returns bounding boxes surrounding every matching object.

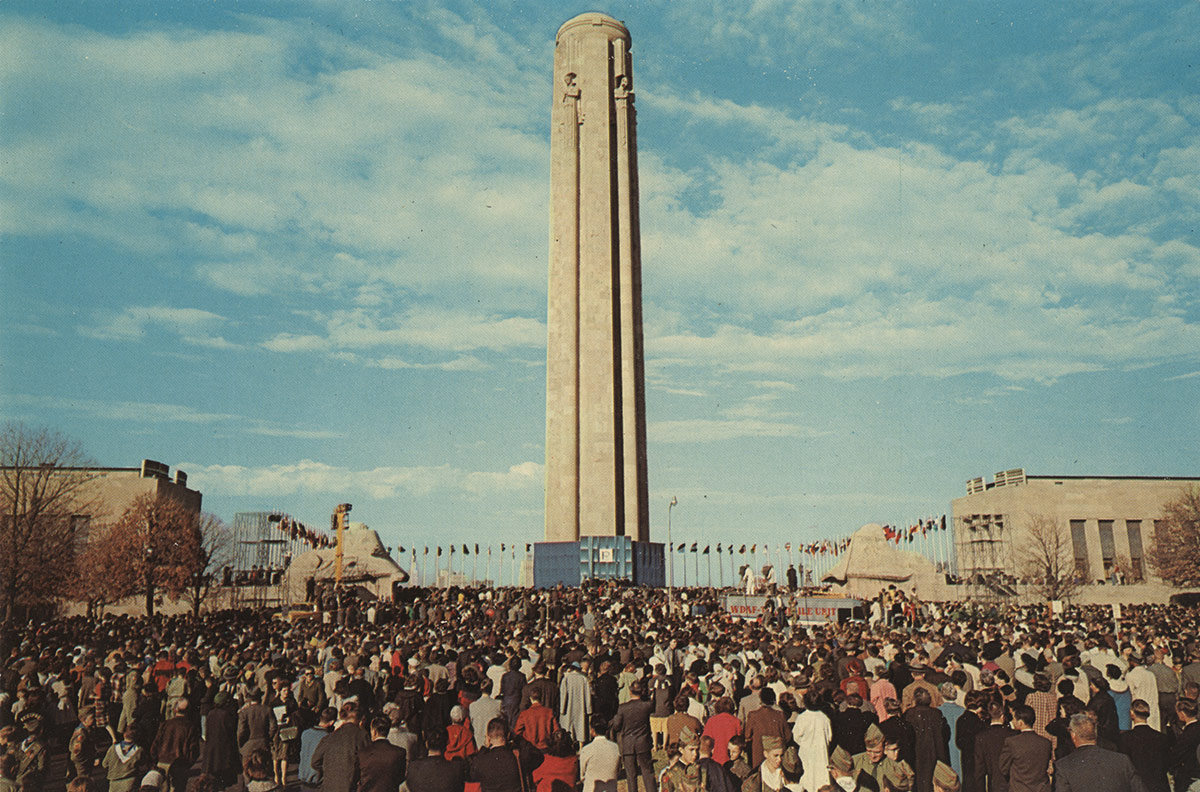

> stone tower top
[556,12,629,41]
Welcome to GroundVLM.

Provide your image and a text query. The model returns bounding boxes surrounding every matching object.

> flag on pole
[690,542,698,552]
[437,546,442,556]
[702,545,710,554]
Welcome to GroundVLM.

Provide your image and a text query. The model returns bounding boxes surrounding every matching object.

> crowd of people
[0,583,1198,792]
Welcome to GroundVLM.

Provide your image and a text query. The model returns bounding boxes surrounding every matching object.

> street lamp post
[667,496,677,609]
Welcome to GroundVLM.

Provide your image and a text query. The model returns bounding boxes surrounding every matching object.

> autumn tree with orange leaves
[80,493,203,617]
[0,423,96,642]
[1154,486,1200,587]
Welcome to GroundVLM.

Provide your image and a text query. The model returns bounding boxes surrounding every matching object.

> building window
[1070,520,1089,579]
[70,514,91,554]
[1126,520,1144,582]
[1098,520,1115,580]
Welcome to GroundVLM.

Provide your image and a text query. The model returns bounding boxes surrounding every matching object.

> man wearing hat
[68,706,98,783]
[740,735,788,791]
[201,691,240,790]
[932,761,960,792]
[853,725,914,792]
[661,726,705,792]
[902,666,944,713]
[745,687,790,769]
[828,745,859,792]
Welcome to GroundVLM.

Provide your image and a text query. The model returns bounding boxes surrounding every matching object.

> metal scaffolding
[957,511,1017,602]
[229,511,323,609]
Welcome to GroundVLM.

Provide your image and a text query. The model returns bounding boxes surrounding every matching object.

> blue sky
[2,0,1198,559]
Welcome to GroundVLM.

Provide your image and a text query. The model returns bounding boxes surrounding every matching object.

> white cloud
[5,8,1197,396]
[0,16,551,305]
[634,89,1200,384]
[653,385,708,397]
[5,395,339,439]
[662,0,925,67]
[82,305,236,349]
[6,394,237,425]
[180,459,543,499]
[370,355,489,372]
[650,418,831,443]
[260,306,545,364]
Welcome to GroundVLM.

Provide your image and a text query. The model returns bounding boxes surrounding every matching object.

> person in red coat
[701,697,742,765]
[531,730,578,792]
[514,688,559,751]
[445,706,478,760]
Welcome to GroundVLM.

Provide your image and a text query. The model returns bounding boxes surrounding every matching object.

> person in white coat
[791,690,831,792]
[579,714,620,792]
[560,660,592,744]
[1126,653,1160,730]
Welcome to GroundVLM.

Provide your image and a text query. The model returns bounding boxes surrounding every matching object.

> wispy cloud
[0,16,550,306]
[260,306,544,366]
[636,89,1200,384]
[180,459,543,499]
[650,417,831,443]
[3,395,339,439]
[82,305,238,349]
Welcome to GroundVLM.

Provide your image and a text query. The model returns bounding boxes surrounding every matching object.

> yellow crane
[332,503,352,586]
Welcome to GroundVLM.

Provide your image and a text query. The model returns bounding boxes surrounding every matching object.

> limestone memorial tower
[544,12,649,543]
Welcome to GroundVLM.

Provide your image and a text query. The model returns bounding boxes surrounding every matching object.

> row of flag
[272,514,334,549]
[668,539,854,556]
[882,515,948,544]
[267,512,949,560]
[397,514,949,559]
[398,544,534,556]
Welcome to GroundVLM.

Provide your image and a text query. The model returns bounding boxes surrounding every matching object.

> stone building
[952,468,1197,594]
[65,458,202,547]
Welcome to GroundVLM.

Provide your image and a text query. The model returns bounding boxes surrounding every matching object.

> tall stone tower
[545,12,649,543]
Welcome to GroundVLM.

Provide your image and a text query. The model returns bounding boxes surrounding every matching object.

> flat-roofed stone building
[67,459,202,546]
[952,468,1197,593]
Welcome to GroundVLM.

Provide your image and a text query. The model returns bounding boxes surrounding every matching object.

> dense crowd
[1,583,1199,792]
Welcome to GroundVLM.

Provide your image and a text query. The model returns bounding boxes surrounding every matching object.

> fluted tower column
[545,12,649,543]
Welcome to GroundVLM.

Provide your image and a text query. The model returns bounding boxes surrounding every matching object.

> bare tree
[0,423,95,633]
[80,494,202,617]
[182,512,232,616]
[1018,513,1083,602]
[1154,486,1200,587]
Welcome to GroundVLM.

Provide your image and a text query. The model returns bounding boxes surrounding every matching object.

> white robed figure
[791,696,831,792]
[742,564,756,595]
[559,662,592,743]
